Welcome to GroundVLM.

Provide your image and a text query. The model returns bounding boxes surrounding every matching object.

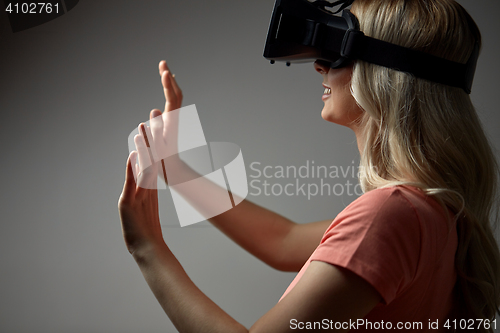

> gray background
[0,0,499,332]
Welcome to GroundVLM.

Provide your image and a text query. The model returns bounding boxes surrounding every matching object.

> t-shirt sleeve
[310,188,422,304]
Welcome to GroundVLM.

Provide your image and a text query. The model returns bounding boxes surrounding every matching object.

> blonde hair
[350,0,500,327]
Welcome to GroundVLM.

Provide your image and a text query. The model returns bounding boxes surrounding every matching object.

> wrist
[161,157,189,184]
[131,241,171,264]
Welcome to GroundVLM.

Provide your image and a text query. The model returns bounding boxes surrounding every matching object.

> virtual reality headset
[263,0,479,93]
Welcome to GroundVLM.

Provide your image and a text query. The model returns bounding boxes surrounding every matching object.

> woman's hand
[149,61,185,185]
[118,129,165,257]
[118,60,182,256]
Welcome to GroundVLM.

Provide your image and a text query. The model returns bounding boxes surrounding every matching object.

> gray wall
[0,1,499,332]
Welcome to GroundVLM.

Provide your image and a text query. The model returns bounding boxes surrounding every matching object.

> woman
[118,0,500,331]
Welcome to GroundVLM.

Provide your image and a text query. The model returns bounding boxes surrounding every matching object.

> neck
[347,119,364,156]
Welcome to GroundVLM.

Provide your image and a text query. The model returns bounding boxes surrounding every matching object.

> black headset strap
[339,29,479,93]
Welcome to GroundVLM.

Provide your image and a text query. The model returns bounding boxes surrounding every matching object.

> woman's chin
[321,108,340,124]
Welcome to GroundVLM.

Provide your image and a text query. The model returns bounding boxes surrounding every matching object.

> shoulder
[314,186,434,303]
[350,185,423,212]
[327,186,425,233]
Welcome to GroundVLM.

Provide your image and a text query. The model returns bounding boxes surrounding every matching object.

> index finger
[159,60,170,76]
[161,70,182,112]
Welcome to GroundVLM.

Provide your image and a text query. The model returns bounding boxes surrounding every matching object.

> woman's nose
[314,60,330,74]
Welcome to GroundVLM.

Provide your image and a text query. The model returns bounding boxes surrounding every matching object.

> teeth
[324,87,331,94]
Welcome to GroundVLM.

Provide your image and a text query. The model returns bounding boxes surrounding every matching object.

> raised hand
[118,59,184,254]
[118,124,163,256]
[136,61,184,187]
[151,61,185,184]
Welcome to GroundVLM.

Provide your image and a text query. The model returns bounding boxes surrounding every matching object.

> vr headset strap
[339,29,479,94]
[314,23,478,93]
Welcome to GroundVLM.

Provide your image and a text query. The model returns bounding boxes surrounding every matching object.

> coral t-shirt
[280,186,457,330]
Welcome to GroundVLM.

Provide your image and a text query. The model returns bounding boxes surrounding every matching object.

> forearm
[166,160,298,269]
[208,199,332,271]
[208,199,304,270]
[133,244,247,333]
[167,161,329,271]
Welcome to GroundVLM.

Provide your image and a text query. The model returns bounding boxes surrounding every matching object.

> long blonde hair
[350,0,500,326]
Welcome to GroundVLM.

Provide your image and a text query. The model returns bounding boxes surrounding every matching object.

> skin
[316,62,414,184]
[314,61,364,141]
[117,61,380,332]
